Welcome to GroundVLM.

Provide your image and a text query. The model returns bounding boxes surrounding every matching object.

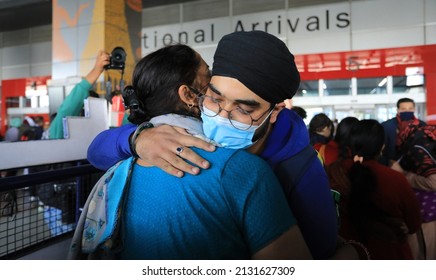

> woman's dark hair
[334,116,359,159]
[308,113,333,144]
[348,119,385,161]
[128,44,201,124]
[347,119,385,242]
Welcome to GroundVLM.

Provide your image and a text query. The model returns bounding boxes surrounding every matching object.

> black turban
[212,31,300,104]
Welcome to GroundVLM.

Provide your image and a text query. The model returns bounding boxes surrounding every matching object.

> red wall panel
[1,79,26,136]
[296,44,436,124]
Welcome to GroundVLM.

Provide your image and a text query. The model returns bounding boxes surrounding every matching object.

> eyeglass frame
[188,84,275,131]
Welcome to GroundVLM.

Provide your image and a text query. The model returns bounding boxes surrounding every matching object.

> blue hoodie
[260,109,338,259]
[87,109,338,259]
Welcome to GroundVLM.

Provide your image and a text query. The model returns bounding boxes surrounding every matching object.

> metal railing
[0,160,103,259]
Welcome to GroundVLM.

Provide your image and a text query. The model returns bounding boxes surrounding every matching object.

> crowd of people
[311,98,435,259]
[0,49,126,143]
[1,29,433,260]
[71,32,436,259]
[2,115,46,143]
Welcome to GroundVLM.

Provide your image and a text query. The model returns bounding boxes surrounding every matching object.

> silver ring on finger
[176,146,185,156]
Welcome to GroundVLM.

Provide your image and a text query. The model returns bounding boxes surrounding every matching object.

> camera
[104,46,126,70]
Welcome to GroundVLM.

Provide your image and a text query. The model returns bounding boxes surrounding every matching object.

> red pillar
[423,45,436,125]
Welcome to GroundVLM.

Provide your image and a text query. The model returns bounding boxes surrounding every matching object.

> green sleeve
[121,112,130,125]
[49,79,92,139]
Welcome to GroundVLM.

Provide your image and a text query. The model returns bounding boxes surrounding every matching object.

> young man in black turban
[88,31,353,259]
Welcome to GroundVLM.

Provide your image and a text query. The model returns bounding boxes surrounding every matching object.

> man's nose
[219,101,234,117]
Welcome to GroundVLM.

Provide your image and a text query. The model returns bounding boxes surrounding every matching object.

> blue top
[87,109,338,259]
[260,109,338,259]
[120,148,295,259]
[380,117,399,165]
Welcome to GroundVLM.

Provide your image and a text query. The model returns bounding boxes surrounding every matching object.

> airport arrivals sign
[141,4,351,52]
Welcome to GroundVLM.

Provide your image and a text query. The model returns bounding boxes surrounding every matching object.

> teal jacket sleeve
[49,79,92,139]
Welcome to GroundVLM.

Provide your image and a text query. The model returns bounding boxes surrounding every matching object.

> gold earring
[187,103,194,109]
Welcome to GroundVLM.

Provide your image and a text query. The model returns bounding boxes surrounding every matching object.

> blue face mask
[399,111,415,121]
[201,106,269,149]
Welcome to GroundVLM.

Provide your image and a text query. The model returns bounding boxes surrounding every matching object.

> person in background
[291,106,307,120]
[48,50,109,139]
[332,119,339,137]
[380,97,426,166]
[283,99,307,120]
[392,121,436,259]
[4,118,21,142]
[87,31,349,259]
[18,116,36,141]
[308,113,334,146]
[316,116,359,167]
[326,119,421,259]
[33,116,45,140]
[18,116,45,141]
[72,42,313,260]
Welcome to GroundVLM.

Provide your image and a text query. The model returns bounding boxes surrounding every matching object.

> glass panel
[289,0,348,8]
[184,0,229,21]
[6,97,20,108]
[24,97,32,107]
[233,0,284,15]
[415,102,426,121]
[296,80,318,97]
[393,75,425,94]
[305,107,324,126]
[335,110,352,122]
[375,105,389,123]
[357,77,387,95]
[323,79,351,96]
[353,108,375,120]
[392,76,408,93]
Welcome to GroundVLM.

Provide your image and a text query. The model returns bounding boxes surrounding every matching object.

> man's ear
[178,85,197,106]
[282,99,293,109]
[269,103,285,124]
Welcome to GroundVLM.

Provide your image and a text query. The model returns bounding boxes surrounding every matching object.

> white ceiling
[0,0,192,32]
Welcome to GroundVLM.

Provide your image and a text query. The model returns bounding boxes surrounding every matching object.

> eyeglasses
[188,85,208,97]
[192,85,274,130]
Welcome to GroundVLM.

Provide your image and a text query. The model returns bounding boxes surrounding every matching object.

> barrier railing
[0,161,103,259]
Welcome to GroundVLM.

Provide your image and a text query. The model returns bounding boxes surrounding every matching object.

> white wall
[0,25,52,81]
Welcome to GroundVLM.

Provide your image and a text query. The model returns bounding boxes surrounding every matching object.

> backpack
[0,191,17,218]
[399,124,436,177]
[398,124,436,223]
